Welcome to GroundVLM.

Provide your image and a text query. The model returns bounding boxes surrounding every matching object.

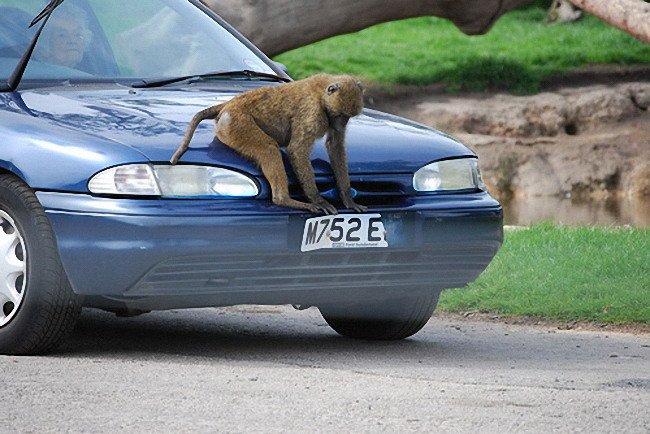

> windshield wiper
[130,69,291,89]
[0,0,65,92]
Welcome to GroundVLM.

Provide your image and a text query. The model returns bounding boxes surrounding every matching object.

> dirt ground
[437,311,650,335]
[369,78,650,203]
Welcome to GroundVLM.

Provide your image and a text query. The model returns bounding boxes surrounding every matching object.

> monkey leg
[325,132,368,213]
[219,116,325,214]
[259,148,328,213]
[286,142,338,215]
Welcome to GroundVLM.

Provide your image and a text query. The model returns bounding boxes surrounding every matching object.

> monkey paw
[343,200,368,213]
[312,198,338,215]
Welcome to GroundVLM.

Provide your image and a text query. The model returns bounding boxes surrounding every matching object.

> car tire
[319,290,441,340]
[0,174,80,355]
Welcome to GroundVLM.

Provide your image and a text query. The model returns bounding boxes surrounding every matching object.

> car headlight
[88,164,259,198]
[413,158,485,192]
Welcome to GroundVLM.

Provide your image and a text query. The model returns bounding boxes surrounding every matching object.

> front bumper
[37,191,503,310]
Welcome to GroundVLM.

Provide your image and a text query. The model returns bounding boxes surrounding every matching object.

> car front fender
[0,103,148,192]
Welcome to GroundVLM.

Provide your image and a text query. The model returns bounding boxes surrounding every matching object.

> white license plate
[300,213,389,252]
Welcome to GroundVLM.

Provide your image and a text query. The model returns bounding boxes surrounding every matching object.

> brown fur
[170,74,367,214]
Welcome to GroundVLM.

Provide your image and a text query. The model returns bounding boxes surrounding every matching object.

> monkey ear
[327,83,340,95]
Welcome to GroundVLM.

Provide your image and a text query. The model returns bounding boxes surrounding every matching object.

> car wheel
[0,175,80,355]
[319,290,440,340]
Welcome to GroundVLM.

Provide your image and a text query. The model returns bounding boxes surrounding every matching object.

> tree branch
[201,0,534,56]
[569,0,650,44]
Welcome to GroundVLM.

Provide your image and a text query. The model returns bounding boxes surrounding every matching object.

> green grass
[437,225,650,324]
[275,6,650,94]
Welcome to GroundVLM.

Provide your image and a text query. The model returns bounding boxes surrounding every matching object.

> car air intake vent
[288,174,412,202]
[352,180,406,194]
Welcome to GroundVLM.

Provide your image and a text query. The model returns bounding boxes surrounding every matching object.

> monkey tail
[170,103,224,164]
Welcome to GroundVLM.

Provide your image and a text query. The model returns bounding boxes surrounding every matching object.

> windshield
[0,0,275,86]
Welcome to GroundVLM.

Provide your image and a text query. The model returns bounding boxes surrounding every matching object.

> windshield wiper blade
[30,0,65,28]
[130,69,291,89]
[0,0,65,92]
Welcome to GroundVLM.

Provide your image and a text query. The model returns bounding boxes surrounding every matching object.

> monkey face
[325,77,364,118]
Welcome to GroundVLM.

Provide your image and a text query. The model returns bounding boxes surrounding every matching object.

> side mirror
[272,61,289,76]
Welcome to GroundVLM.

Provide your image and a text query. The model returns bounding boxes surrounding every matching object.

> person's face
[43,17,86,68]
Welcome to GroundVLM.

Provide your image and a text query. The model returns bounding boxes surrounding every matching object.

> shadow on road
[59,306,461,362]
[56,306,638,371]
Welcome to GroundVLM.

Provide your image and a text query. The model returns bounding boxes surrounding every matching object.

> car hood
[12,85,474,176]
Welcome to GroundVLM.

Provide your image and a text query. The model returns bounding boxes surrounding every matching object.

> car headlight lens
[88,164,259,198]
[88,164,160,195]
[413,158,485,192]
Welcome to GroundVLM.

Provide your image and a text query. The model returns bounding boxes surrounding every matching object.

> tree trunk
[569,0,650,44]
[201,0,535,56]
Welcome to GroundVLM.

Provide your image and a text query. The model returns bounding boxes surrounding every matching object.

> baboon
[170,74,367,214]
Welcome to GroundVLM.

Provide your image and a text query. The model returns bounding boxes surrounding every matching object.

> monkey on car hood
[171,74,367,214]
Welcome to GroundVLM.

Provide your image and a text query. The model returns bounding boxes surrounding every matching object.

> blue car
[0,0,502,354]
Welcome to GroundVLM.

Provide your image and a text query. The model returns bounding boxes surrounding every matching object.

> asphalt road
[1,305,648,433]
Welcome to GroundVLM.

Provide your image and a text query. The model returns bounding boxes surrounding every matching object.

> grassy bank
[437,225,650,324]
[275,6,650,94]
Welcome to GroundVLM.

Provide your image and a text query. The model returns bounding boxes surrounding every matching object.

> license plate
[300,213,389,252]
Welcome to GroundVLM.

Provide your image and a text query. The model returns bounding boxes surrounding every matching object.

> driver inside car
[35,4,90,69]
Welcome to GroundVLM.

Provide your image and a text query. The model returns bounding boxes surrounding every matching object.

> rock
[414,92,567,137]
[373,82,650,199]
[565,88,639,132]
[513,153,563,196]
[411,83,646,138]
[628,84,650,109]
[625,163,650,197]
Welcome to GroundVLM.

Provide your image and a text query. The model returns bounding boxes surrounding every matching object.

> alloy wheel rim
[0,210,26,327]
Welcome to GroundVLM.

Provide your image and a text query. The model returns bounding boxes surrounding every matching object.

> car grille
[288,174,412,207]
[129,244,499,296]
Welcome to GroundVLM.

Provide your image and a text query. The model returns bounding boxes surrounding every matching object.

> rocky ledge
[372,82,650,201]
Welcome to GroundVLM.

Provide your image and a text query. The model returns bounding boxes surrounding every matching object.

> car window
[0,0,274,85]
[0,1,40,77]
